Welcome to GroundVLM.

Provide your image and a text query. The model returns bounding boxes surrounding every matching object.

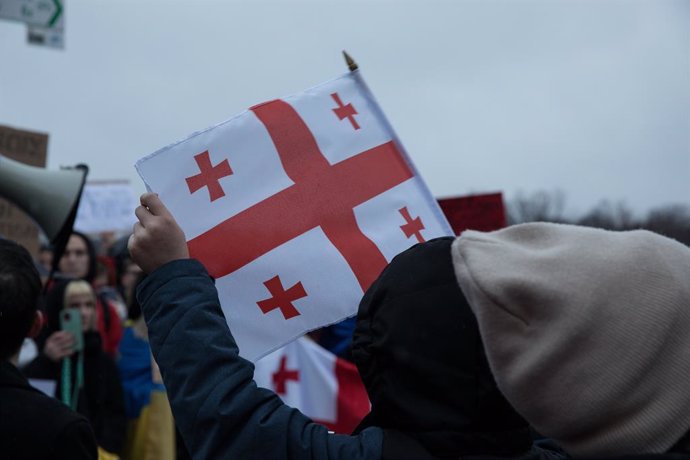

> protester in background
[94,258,128,321]
[118,271,179,460]
[38,242,54,273]
[59,231,97,281]
[0,238,97,459]
[24,279,126,459]
[94,256,117,289]
[108,233,134,281]
[34,258,51,287]
[127,193,554,460]
[55,231,123,356]
[313,317,356,361]
[118,257,143,309]
[97,231,118,258]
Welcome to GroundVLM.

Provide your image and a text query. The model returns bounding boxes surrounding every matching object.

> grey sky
[1,0,688,219]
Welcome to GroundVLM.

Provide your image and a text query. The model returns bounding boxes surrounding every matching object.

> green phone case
[60,309,84,352]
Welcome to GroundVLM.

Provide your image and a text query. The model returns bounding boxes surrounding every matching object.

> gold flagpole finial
[342,51,358,71]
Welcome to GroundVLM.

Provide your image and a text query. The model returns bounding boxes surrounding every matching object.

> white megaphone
[0,153,88,265]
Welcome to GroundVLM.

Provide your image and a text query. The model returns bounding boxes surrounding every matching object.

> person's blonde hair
[63,280,96,328]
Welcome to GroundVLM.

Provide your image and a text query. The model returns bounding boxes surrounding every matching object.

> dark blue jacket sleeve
[138,259,382,460]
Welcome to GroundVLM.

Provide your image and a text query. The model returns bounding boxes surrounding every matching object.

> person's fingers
[130,222,144,240]
[140,192,155,206]
[128,229,136,252]
[52,331,70,342]
[140,193,172,219]
[128,223,144,255]
[55,333,75,346]
[135,205,155,227]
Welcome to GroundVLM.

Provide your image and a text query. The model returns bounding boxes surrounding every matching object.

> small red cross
[399,207,425,243]
[257,275,307,320]
[185,150,233,202]
[272,355,300,395]
[331,93,360,130]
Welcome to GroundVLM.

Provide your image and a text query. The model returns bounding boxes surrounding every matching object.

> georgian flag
[135,70,453,361]
[254,337,369,434]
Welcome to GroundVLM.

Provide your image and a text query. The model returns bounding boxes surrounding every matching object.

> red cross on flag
[253,337,370,434]
[135,70,453,361]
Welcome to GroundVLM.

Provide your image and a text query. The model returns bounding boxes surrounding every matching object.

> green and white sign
[0,0,62,27]
[0,0,65,49]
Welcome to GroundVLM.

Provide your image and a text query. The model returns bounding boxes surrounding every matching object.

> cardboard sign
[0,125,48,256]
[437,192,507,235]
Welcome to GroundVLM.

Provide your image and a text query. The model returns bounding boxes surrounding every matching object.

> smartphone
[60,309,84,353]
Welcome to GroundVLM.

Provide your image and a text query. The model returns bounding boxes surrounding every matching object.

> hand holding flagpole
[129,193,189,274]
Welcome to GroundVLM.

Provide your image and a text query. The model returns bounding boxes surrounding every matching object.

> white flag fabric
[254,337,369,434]
[136,71,453,361]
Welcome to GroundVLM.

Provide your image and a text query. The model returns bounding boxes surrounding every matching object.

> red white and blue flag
[254,337,369,434]
[135,70,452,361]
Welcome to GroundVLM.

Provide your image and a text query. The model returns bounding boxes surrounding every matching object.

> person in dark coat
[126,193,561,460]
[24,279,126,457]
[0,238,97,460]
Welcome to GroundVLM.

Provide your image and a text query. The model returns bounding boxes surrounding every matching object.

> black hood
[352,237,530,457]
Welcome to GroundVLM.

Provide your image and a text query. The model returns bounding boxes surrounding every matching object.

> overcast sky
[1,0,688,219]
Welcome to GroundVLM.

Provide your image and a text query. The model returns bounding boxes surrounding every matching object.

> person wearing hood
[127,193,561,459]
[450,222,690,457]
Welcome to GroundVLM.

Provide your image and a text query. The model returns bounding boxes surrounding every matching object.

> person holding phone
[24,280,127,459]
[0,238,97,460]
[53,231,123,357]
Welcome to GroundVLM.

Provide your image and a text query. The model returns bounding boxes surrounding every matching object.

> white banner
[74,180,138,234]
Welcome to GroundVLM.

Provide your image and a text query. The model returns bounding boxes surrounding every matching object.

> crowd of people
[1,191,690,459]
[1,229,187,459]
